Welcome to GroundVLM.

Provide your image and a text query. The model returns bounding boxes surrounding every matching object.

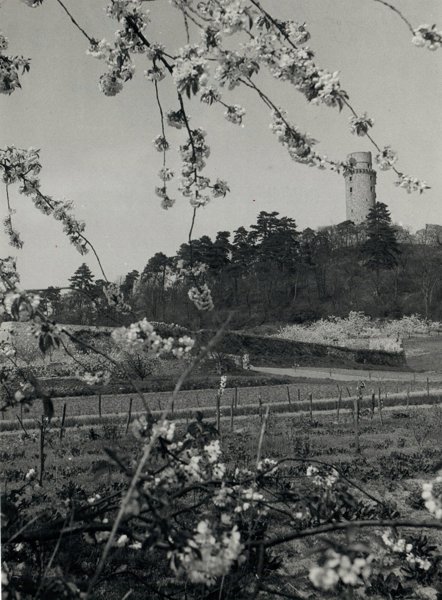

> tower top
[347,151,373,169]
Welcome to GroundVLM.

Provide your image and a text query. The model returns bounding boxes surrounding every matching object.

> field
[3,334,442,598]
[2,401,442,598]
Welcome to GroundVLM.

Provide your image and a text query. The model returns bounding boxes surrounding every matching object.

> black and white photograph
[1,1,442,598]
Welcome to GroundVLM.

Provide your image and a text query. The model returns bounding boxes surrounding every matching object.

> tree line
[35,203,442,328]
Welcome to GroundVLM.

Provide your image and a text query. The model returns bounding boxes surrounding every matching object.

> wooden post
[346,387,352,398]
[258,394,263,423]
[286,386,291,405]
[98,394,102,419]
[309,392,313,423]
[39,416,46,486]
[59,403,67,440]
[427,377,430,399]
[20,402,23,423]
[407,387,410,410]
[171,397,175,415]
[230,396,234,431]
[234,387,238,409]
[216,392,221,435]
[297,388,301,403]
[16,415,30,438]
[378,393,384,426]
[125,398,133,435]
[353,396,360,453]
[371,392,375,420]
[337,390,341,422]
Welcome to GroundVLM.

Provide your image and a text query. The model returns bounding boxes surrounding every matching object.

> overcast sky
[0,0,441,289]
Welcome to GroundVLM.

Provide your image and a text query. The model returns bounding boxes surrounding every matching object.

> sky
[0,0,441,289]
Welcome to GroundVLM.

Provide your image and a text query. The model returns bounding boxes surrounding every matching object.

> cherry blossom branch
[372,0,415,35]
[254,518,442,549]
[55,0,96,44]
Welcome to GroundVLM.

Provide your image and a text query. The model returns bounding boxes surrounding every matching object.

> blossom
[309,550,373,590]
[25,468,36,480]
[412,24,442,51]
[158,167,174,181]
[395,174,430,194]
[422,471,442,519]
[76,369,111,387]
[161,196,176,210]
[349,113,374,136]
[166,109,186,129]
[188,284,214,311]
[170,521,243,586]
[173,45,208,97]
[224,104,245,125]
[98,72,124,96]
[153,135,169,152]
[375,146,398,170]
[144,65,166,82]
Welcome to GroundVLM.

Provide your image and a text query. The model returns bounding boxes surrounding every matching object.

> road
[252,366,442,383]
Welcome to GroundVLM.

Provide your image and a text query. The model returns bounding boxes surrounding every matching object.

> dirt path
[252,365,442,382]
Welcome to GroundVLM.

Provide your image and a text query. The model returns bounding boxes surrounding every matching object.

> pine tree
[361,202,400,295]
[68,263,95,294]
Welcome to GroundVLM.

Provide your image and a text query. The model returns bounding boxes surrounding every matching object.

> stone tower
[344,151,376,224]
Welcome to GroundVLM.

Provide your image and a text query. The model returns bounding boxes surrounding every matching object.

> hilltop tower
[344,151,376,224]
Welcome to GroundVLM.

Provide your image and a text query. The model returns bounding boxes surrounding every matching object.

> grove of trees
[41,204,442,329]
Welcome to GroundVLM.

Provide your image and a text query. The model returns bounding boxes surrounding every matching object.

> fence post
[59,402,67,440]
[98,394,102,419]
[125,397,133,435]
[353,396,360,453]
[371,392,375,420]
[407,387,410,410]
[309,392,313,423]
[337,390,341,422]
[216,391,221,436]
[378,393,384,426]
[39,416,46,486]
[427,377,430,399]
[234,387,238,409]
[258,394,263,423]
[286,385,291,405]
[230,396,234,431]
[297,388,301,403]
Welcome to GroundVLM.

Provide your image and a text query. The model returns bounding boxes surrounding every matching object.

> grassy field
[2,402,441,599]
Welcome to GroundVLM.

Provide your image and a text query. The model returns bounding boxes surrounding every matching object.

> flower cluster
[112,317,195,357]
[169,520,244,586]
[75,369,111,387]
[0,256,20,292]
[412,24,442,51]
[87,1,150,95]
[173,45,208,97]
[306,464,339,488]
[375,146,398,170]
[103,282,131,313]
[0,33,31,95]
[382,530,432,571]
[224,104,245,125]
[349,113,374,136]
[0,291,40,322]
[188,284,214,311]
[422,470,442,519]
[395,174,430,194]
[309,550,373,590]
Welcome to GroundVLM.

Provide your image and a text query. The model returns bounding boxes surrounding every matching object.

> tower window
[350,187,353,192]
[349,177,352,181]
